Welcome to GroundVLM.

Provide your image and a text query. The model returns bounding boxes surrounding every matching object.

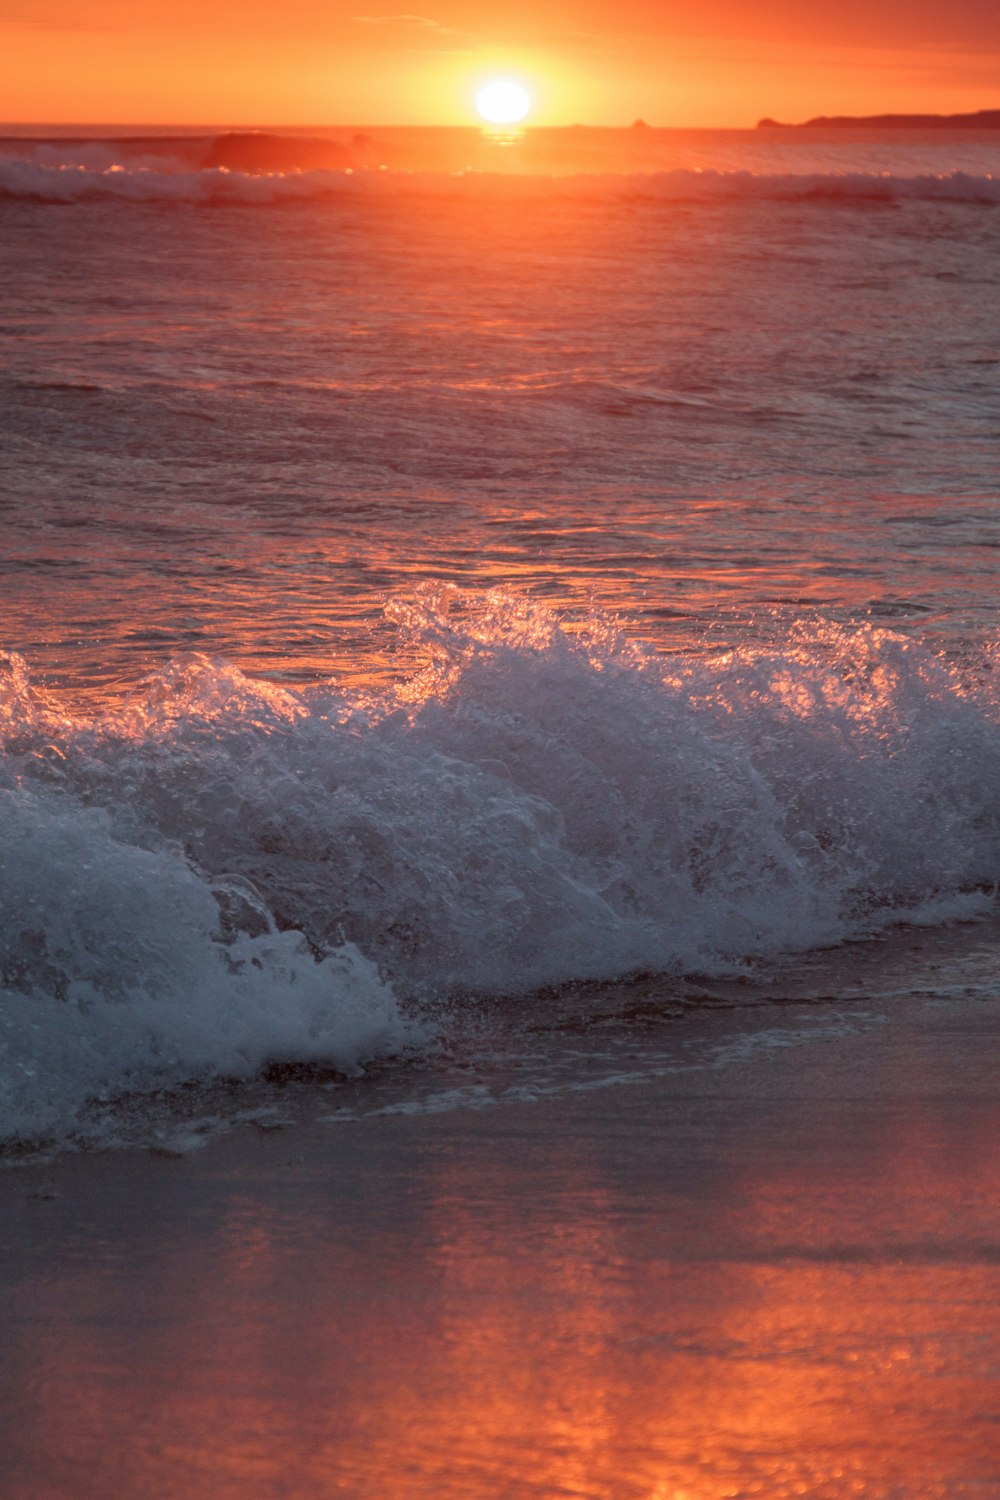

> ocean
[2,122,1000,1500]
[1,124,998,1152]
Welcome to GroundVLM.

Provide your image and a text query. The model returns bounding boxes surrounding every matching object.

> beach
[2,917,999,1498]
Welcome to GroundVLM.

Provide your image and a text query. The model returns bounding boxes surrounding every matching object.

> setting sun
[475,79,532,126]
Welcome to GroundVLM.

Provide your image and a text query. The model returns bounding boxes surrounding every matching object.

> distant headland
[758,110,1000,130]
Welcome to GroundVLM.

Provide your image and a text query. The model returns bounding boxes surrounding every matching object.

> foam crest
[2,589,998,1148]
[1,158,998,206]
[0,781,415,1148]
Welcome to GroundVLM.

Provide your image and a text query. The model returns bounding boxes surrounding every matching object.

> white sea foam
[1,588,998,1147]
[0,785,415,1147]
[1,158,998,205]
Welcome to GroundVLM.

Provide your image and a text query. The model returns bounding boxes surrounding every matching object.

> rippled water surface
[2,130,999,700]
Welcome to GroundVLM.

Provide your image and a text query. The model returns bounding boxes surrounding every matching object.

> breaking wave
[1,158,998,206]
[2,588,999,1148]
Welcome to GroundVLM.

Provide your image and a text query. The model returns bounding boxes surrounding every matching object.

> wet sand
[1,977,998,1499]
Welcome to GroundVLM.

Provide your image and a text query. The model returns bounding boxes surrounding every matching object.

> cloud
[352,14,457,31]
[351,12,474,51]
[0,7,118,31]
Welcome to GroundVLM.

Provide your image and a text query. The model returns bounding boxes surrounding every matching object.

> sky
[2,0,1000,126]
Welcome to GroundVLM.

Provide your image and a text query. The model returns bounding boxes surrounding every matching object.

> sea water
[1,126,999,1151]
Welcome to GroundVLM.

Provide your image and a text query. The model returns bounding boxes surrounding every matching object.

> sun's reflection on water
[479,124,527,149]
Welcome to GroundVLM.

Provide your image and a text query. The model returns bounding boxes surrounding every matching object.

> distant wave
[2,588,999,1148]
[1,158,998,206]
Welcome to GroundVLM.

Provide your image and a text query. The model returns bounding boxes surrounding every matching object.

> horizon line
[3,108,998,136]
[1,119,743,132]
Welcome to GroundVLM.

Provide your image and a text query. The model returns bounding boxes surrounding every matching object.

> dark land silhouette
[759,109,1000,129]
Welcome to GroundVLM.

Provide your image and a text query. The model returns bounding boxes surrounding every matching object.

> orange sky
[3,0,1000,126]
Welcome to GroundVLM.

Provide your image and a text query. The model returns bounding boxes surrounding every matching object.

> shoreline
[2,931,998,1498]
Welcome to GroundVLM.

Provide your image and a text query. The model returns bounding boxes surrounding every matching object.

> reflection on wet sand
[2,1003,998,1499]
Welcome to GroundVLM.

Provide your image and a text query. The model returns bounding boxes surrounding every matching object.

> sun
[475,79,532,126]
